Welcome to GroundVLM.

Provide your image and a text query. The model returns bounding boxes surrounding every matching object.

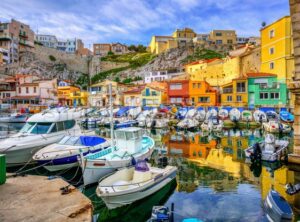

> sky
[0,0,290,49]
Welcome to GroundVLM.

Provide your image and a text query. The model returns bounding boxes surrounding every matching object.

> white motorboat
[147,112,169,129]
[253,110,267,123]
[218,108,229,120]
[241,110,253,122]
[229,108,241,122]
[79,127,155,186]
[128,106,142,119]
[96,161,177,209]
[195,108,206,122]
[201,117,223,132]
[137,108,157,127]
[262,121,292,133]
[185,108,197,118]
[245,134,289,162]
[176,118,199,131]
[0,108,82,166]
[0,112,29,123]
[205,109,217,120]
[33,135,110,172]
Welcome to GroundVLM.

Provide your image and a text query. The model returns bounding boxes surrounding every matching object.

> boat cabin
[114,127,143,153]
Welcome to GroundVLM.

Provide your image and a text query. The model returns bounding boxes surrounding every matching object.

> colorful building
[172,27,196,45]
[58,84,81,106]
[248,73,287,108]
[209,30,237,45]
[221,77,248,107]
[167,79,217,106]
[69,91,88,106]
[123,85,145,107]
[148,36,178,54]
[141,84,167,107]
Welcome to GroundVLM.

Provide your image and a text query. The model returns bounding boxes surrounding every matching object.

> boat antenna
[109,83,115,146]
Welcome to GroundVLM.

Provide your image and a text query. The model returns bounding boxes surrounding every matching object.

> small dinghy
[280,110,294,124]
[33,135,110,171]
[218,108,229,120]
[177,118,199,131]
[206,108,218,120]
[195,107,206,122]
[96,160,177,209]
[148,206,172,222]
[285,183,300,195]
[201,116,223,132]
[262,121,292,134]
[229,108,241,122]
[241,110,253,122]
[266,111,278,121]
[148,112,169,129]
[104,119,138,129]
[245,134,289,162]
[263,190,293,222]
[253,110,268,123]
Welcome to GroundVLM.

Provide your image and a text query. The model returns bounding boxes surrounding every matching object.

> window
[30,123,53,134]
[269,62,274,69]
[269,47,275,55]
[170,83,182,90]
[57,122,64,131]
[237,95,242,102]
[170,97,182,103]
[34,87,36,93]
[197,83,201,88]
[227,39,233,44]
[227,95,232,101]
[259,92,269,99]
[216,40,223,45]
[198,97,210,103]
[237,82,246,92]
[193,83,196,88]
[269,29,275,38]
[216,32,222,36]
[19,87,21,93]
[270,92,279,99]
[64,120,76,129]
[26,87,29,93]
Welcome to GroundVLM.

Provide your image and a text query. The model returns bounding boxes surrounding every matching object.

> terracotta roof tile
[246,72,277,78]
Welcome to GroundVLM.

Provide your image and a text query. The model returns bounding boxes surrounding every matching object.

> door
[142,99,146,106]
[249,93,255,108]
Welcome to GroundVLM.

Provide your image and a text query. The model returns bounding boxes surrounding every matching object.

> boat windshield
[58,136,81,146]
[20,122,53,134]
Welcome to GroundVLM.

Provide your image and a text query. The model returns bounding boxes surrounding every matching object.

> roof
[123,85,145,94]
[185,58,221,66]
[260,16,290,31]
[246,73,277,78]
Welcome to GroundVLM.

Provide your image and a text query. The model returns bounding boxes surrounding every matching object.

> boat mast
[109,83,114,146]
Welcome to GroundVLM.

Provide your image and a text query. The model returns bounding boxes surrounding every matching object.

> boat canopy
[196,107,204,111]
[135,160,149,172]
[237,107,244,112]
[222,107,232,112]
[115,107,130,117]
[208,107,218,111]
[259,107,275,113]
[280,108,287,112]
[79,136,106,146]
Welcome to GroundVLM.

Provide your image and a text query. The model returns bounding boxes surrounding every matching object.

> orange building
[167,79,218,106]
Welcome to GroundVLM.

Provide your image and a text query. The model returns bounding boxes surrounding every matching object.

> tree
[107,51,114,56]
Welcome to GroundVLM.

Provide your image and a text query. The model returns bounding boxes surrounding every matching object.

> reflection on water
[1,122,299,221]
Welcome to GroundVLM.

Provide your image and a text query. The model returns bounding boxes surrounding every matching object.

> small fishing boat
[205,108,218,120]
[280,110,294,124]
[253,110,267,123]
[0,112,29,123]
[266,110,278,121]
[241,110,253,122]
[195,107,206,122]
[201,117,223,132]
[218,108,229,120]
[79,127,155,185]
[33,135,110,171]
[96,160,177,209]
[245,134,289,162]
[104,119,138,129]
[148,112,169,129]
[0,108,82,166]
[229,108,241,122]
[176,118,199,131]
[262,121,292,133]
[263,190,293,222]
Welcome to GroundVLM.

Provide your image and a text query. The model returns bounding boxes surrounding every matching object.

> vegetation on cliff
[181,48,224,64]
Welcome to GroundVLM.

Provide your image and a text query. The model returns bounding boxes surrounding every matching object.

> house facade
[123,86,145,107]
[209,30,237,45]
[221,77,248,107]
[141,85,167,107]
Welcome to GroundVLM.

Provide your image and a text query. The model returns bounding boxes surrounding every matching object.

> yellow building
[123,86,145,106]
[220,135,249,161]
[260,16,294,82]
[58,85,81,106]
[221,77,248,107]
[141,85,167,107]
[172,27,196,44]
[148,36,178,54]
[69,91,88,106]
[209,30,237,45]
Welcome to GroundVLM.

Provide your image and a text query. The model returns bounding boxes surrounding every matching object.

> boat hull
[99,171,177,209]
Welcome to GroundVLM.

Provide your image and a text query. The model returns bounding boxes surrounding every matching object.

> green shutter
[0,154,6,185]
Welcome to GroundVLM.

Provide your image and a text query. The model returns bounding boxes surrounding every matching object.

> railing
[223,88,233,93]
[236,87,246,93]
[259,83,279,90]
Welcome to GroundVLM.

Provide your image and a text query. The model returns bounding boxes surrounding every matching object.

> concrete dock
[0,174,92,222]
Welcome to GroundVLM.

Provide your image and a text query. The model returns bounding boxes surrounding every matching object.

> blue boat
[280,109,294,123]
[115,106,131,117]
[176,107,194,120]
[33,135,110,172]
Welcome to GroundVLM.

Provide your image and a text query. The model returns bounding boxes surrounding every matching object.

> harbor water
[2,123,300,222]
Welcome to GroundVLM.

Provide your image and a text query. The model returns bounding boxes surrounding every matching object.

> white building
[144,70,184,83]
[35,34,58,48]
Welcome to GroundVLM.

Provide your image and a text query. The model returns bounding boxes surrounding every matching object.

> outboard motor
[279,123,283,134]
[286,183,300,195]
[151,120,156,129]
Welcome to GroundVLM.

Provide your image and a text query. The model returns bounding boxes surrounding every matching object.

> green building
[247,73,287,108]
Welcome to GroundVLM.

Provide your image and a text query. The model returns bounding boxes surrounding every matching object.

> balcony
[19,31,28,38]
[19,39,34,47]
[0,33,11,40]
[236,87,246,93]
[223,88,233,93]
[259,83,280,90]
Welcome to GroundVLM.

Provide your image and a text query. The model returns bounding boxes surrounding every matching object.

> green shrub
[49,55,56,62]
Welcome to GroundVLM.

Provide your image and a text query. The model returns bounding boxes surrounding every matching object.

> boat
[195,107,206,122]
[285,183,300,195]
[104,119,138,129]
[263,190,293,222]
[0,112,29,123]
[148,205,172,222]
[137,108,158,127]
[218,108,229,120]
[241,110,253,122]
[128,106,142,119]
[79,127,155,186]
[201,116,223,132]
[244,134,289,162]
[262,121,292,133]
[176,118,199,131]
[147,112,169,129]
[266,110,278,121]
[0,108,82,166]
[229,108,241,122]
[253,110,268,123]
[33,135,110,172]
[205,108,218,120]
[280,110,294,124]
[96,160,177,209]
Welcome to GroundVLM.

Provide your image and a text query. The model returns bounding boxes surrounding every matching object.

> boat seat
[132,170,152,184]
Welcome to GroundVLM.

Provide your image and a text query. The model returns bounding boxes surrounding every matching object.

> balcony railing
[0,33,11,40]
[19,31,28,38]
[236,87,246,93]
[223,88,233,93]
[259,83,280,90]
